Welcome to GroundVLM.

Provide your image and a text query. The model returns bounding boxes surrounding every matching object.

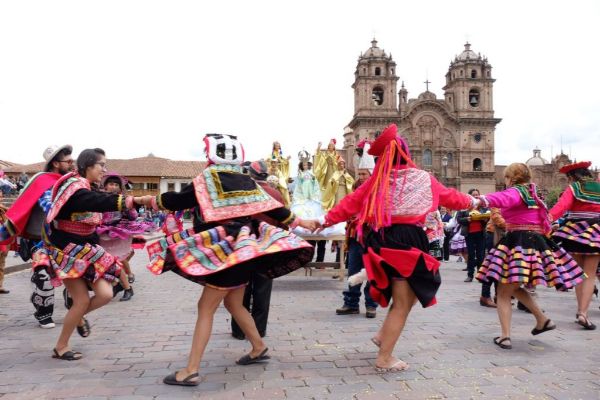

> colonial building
[344,40,501,193]
[495,148,599,195]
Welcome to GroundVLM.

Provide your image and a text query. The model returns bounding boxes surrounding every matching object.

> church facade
[344,40,501,193]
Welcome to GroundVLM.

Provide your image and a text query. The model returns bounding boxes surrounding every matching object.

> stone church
[343,39,501,193]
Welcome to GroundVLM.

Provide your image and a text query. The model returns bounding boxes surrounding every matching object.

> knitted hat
[203,133,245,165]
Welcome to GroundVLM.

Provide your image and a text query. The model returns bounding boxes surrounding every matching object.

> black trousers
[307,240,326,262]
[442,232,451,261]
[231,273,273,337]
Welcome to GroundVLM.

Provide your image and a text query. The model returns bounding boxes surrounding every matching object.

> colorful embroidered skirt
[146,221,314,289]
[362,224,441,308]
[33,242,122,287]
[552,218,600,255]
[476,230,584,290]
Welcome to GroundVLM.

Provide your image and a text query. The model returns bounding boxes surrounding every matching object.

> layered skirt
[476,230,584,290]
[33,242,122,287]
[552,218,600,256]
[146,221,314,289]
[362,224,441,308]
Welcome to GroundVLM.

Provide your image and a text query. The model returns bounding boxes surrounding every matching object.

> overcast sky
[1,0,598,173]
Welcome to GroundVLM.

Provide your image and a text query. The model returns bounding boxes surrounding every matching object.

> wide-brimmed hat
[42,144,73,170]
[559,161,592,175]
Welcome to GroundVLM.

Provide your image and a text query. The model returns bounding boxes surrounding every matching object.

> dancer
[549,161,600,330]
[143,134,316,386]
[315,124,476,372]
[39,148,147,360]
[0,144,74,327]
[97,172,156,301]
[0,202,10,294]
[476,163,585,349]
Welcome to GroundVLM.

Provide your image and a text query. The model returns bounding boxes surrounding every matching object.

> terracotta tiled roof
[0,160,21,170]
[3,156,205,178]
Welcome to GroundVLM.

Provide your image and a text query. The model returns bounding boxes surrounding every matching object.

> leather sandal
[52,348,83,361]
[493,336,512,349]
[531,319,556,335]
[236,347,270,365]
[77,317,91,338]
[163,371,200,386]
[576,313,597,330]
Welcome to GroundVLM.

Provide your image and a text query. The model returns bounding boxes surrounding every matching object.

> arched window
[473,158,482,171]
[471,69,477,78]
[469,88,480,107]
[423,149,433,166]
[446,153,453,165]
[375,67,381,76]
[372,87,384,106]
[362,68,366,74]
[460,70,463,77]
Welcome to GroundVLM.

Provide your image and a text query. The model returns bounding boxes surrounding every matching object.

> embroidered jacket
[549,181,600,221]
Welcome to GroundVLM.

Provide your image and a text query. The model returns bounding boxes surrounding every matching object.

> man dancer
[0,145,74,328]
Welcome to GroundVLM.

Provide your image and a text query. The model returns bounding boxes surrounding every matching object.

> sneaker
[457,256,463,262]
[336,306,359,315]
[365,307,377,318]
[120,288,134,301]
[39,318,56,329]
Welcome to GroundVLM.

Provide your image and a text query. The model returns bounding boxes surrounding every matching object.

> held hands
[134,195,154,207]
[297,218,320,232]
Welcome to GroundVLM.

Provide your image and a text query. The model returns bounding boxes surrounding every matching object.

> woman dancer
[143,134,316,386]
[549,161,600,330]
[40,148,147,360]
[98,172,156,301]
[476,163,585,349]
[316,124,476,372]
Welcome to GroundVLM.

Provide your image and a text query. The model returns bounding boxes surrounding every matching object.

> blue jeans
[466,231,485,278]
[343,239,377,309]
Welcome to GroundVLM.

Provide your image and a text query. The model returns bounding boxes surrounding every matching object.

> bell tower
[442,43,501,193]
[443,42,495,118]
[352,38,399,118]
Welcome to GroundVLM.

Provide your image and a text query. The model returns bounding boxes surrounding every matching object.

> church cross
[424,79,431,92]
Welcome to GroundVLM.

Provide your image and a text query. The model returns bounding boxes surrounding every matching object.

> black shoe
[231,332,245,340]
[120,288,134,301]
[336,306,359,315]
[365,307,377,318]
[63,288,73,309]
[0,288,10,294]
[112,282,124,298]
[464,277,473,282]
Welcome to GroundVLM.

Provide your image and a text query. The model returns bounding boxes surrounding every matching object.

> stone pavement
[1,252,599,400]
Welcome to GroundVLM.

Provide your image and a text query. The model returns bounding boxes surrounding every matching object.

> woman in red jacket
[317,124,476,372]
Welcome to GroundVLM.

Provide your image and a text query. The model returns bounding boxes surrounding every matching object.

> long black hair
[567,168,593,182]
[77,148,105,176]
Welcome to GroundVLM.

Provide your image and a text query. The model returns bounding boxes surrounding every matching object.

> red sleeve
[324,177,371,225]
[430,176,472,211]
[549,187,574,221]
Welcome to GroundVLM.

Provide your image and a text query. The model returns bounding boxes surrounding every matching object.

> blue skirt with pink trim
[476,230,584,290]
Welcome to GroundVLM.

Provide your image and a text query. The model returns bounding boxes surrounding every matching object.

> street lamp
[441,155,448,186]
